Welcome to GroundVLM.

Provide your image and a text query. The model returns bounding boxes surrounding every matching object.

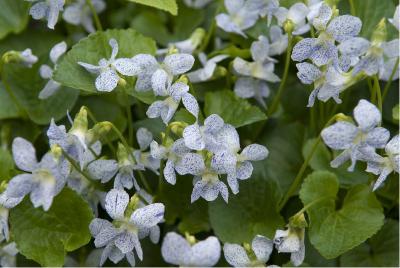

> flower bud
[69,107,89,146]
[289,212,308,228]
[87,121,112,144]
[335,113,353,123]
[371,18,387,46]
[283,19,295,34]
[169,121,188,136]
[1,49,38,68]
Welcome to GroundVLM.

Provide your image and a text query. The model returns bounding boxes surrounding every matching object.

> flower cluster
[292,3,399,106]
[151,113,269,202]
[26,0,105,31]
[321,99,398,190]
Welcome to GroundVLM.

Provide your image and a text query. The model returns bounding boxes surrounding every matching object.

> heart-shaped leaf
[299,171,384,259]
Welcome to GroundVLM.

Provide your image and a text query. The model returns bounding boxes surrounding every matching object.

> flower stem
[126,104,133,146]
[382,57,399,102]
[85,0,103,31]
[61,149,103,189]
[372,75,382,114]
[293,196,332,217]
[348,0,356,16]
[158,125,172,190]
[278,115,339,211]
[267,33,293,116]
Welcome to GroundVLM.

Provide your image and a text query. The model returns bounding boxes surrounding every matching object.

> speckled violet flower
[321,99,390,171]
[130,53,194,95]
[38,41,67,99]
[26,0,64,29]
[274,2,310,35]
[366,135,399,191]
[146,82,199,125]
[211,125,269,194]
[274,227,305,266]
[4,137,68,211]
[0,239,18,267]
[63,0,106,33]
[150,138,191,185]
[78,39,136,92]
[291,3,362,67]
[215,0,264,37]
[90,189,164,266]
[223,235,274,267]
[132,128,160,174]
[161,232,221,266]
[186,53,229,83]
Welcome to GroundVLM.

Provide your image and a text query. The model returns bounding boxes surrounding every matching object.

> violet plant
[0,0,398,267]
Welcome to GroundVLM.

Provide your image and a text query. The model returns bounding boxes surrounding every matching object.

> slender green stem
[108,120,153,193]
[367,78,376,103]
[278,115,339,211]
[61,149,102,189]
[126,104,133,146]
[136,169,152,194]
[159,125,172,190]
[310,105,316,135]
[293,196,332,217]
[267,33,293,116]
[85,0,103,31]
[373,75,383,114]
[348,0,356,16]
[278,136,322,211]
[382,57,399,102]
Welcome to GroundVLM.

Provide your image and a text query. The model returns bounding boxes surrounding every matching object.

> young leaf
[53,29,157,95]
[127,0,178,16]
[204,90,267,128]
[9,188,94,267]
[299,171,385,259]
[208,178,284,243]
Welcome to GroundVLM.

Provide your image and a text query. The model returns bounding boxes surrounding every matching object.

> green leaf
[253,122,305,194]
[0,31,79,124]
[204,90,267,128]
[127,0,178,15]
[53,29,157,95]
[354,0,397,39]
[340,219,399,267]
[0,82,20,120]
[0,0,29,40]
[299,171,385,259]
[302,138,369,187]
[209,178,284,243]
[0,148,13,181]
[157,176,210,234]
[9,188,94,267]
